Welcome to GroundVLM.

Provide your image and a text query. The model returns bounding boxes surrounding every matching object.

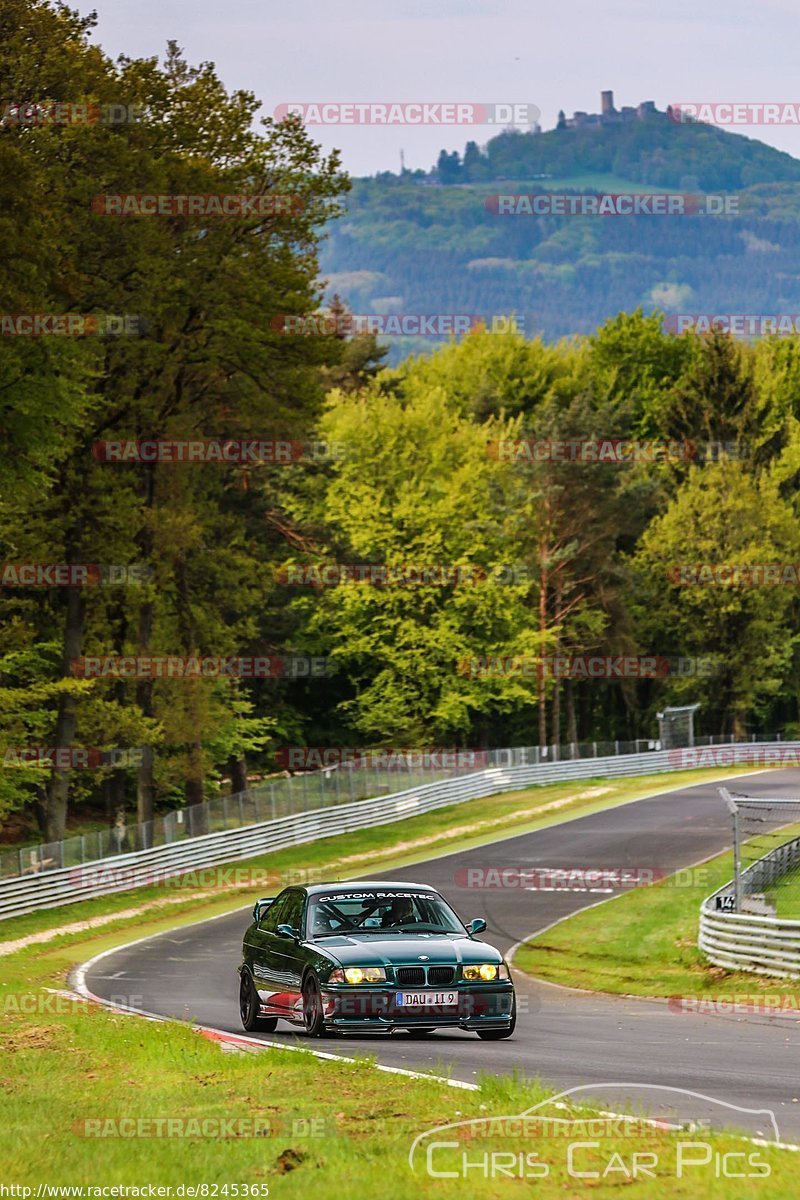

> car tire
[476,995,516,1040]
[239,970,278,1033]
[302,972,327,1037]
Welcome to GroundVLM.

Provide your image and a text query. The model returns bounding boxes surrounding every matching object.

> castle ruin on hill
[558,90,661,131]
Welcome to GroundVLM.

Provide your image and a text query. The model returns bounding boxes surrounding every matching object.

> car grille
[395,967,426,986]
[395,965,456,986]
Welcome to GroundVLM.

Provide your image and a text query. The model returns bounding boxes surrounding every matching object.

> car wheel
[239,970,278,1033]
[476,996,516,1040]
[302,972,327,1037]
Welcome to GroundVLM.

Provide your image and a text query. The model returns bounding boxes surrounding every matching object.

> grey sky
[87,0,800,177]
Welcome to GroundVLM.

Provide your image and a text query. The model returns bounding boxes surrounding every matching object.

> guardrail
[700,799,800,979]
[2,739,797,923]
[7,731,785,882]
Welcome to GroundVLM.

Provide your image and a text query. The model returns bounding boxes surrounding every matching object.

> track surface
[83,769,800,1139]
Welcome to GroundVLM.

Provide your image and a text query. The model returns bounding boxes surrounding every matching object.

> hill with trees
[320,115,800,355]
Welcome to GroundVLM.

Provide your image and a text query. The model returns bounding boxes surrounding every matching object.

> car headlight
[329,967,387,984]
[463,963,505,981]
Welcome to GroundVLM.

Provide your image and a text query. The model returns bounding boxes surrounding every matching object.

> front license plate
[396,990,458,1007]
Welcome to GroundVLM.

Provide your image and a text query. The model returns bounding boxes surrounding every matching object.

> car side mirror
[467,917,487,936]
[277,923,300,941]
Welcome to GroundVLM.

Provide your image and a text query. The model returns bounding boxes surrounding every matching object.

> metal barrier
[700,827,800,980]
[6,731,786,882]
[3,739,797,922]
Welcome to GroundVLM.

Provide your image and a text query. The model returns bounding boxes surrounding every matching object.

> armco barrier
[700,830,800,979]
[2,741,798,922]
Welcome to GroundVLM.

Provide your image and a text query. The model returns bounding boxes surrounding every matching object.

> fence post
[270,782,276,820]
[720,788,742,913]
[732,806,742,913]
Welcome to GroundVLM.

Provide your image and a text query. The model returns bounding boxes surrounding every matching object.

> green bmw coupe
[238,880,516,1039]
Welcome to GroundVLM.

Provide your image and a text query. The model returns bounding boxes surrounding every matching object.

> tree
[631,461,800,735]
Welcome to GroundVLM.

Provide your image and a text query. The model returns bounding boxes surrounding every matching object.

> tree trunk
[135,591,155,825]
[43,584,85,842]
[228,754,248,794]
[537,523,549,750]
[136,460,156,824]
[565,679,578,754]
[185,738,205,807]
[550,574,562,755]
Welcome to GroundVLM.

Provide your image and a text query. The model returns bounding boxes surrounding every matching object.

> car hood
[313,933,503,968]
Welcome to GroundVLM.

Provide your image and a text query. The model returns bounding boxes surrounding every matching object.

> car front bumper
[319,984,515,1030]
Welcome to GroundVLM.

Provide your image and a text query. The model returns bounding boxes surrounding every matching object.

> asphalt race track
[80,769,800,1140]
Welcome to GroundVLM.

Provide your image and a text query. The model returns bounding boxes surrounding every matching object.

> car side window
[260,893,289,933]
[281,890,305,935]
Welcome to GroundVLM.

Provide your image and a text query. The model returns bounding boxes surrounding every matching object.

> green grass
[0,762,793,1195]
[771,860,800,918]
[0,868,796,1196]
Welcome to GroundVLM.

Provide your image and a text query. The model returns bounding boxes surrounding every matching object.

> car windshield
[306,890,466,938]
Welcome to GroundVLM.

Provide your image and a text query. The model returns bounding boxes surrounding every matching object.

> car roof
[302,881,439,896]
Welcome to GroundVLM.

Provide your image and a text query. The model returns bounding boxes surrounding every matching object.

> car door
[270,889,307,1019]
[250,892,290,1012]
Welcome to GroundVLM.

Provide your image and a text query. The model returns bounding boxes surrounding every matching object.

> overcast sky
[86,0,800,177]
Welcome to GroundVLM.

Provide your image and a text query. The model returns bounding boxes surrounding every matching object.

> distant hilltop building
[557,90,660,131]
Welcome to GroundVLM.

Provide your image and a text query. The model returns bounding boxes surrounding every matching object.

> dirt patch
[274,1148,306,1173]
[0,1024,62,1051]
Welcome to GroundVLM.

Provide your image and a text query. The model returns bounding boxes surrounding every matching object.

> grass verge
[0,894,795,1195]
[0,764,795,1195]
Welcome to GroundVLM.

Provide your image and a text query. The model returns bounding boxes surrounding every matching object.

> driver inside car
[380,897,414,928]
[311,904,342,935]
